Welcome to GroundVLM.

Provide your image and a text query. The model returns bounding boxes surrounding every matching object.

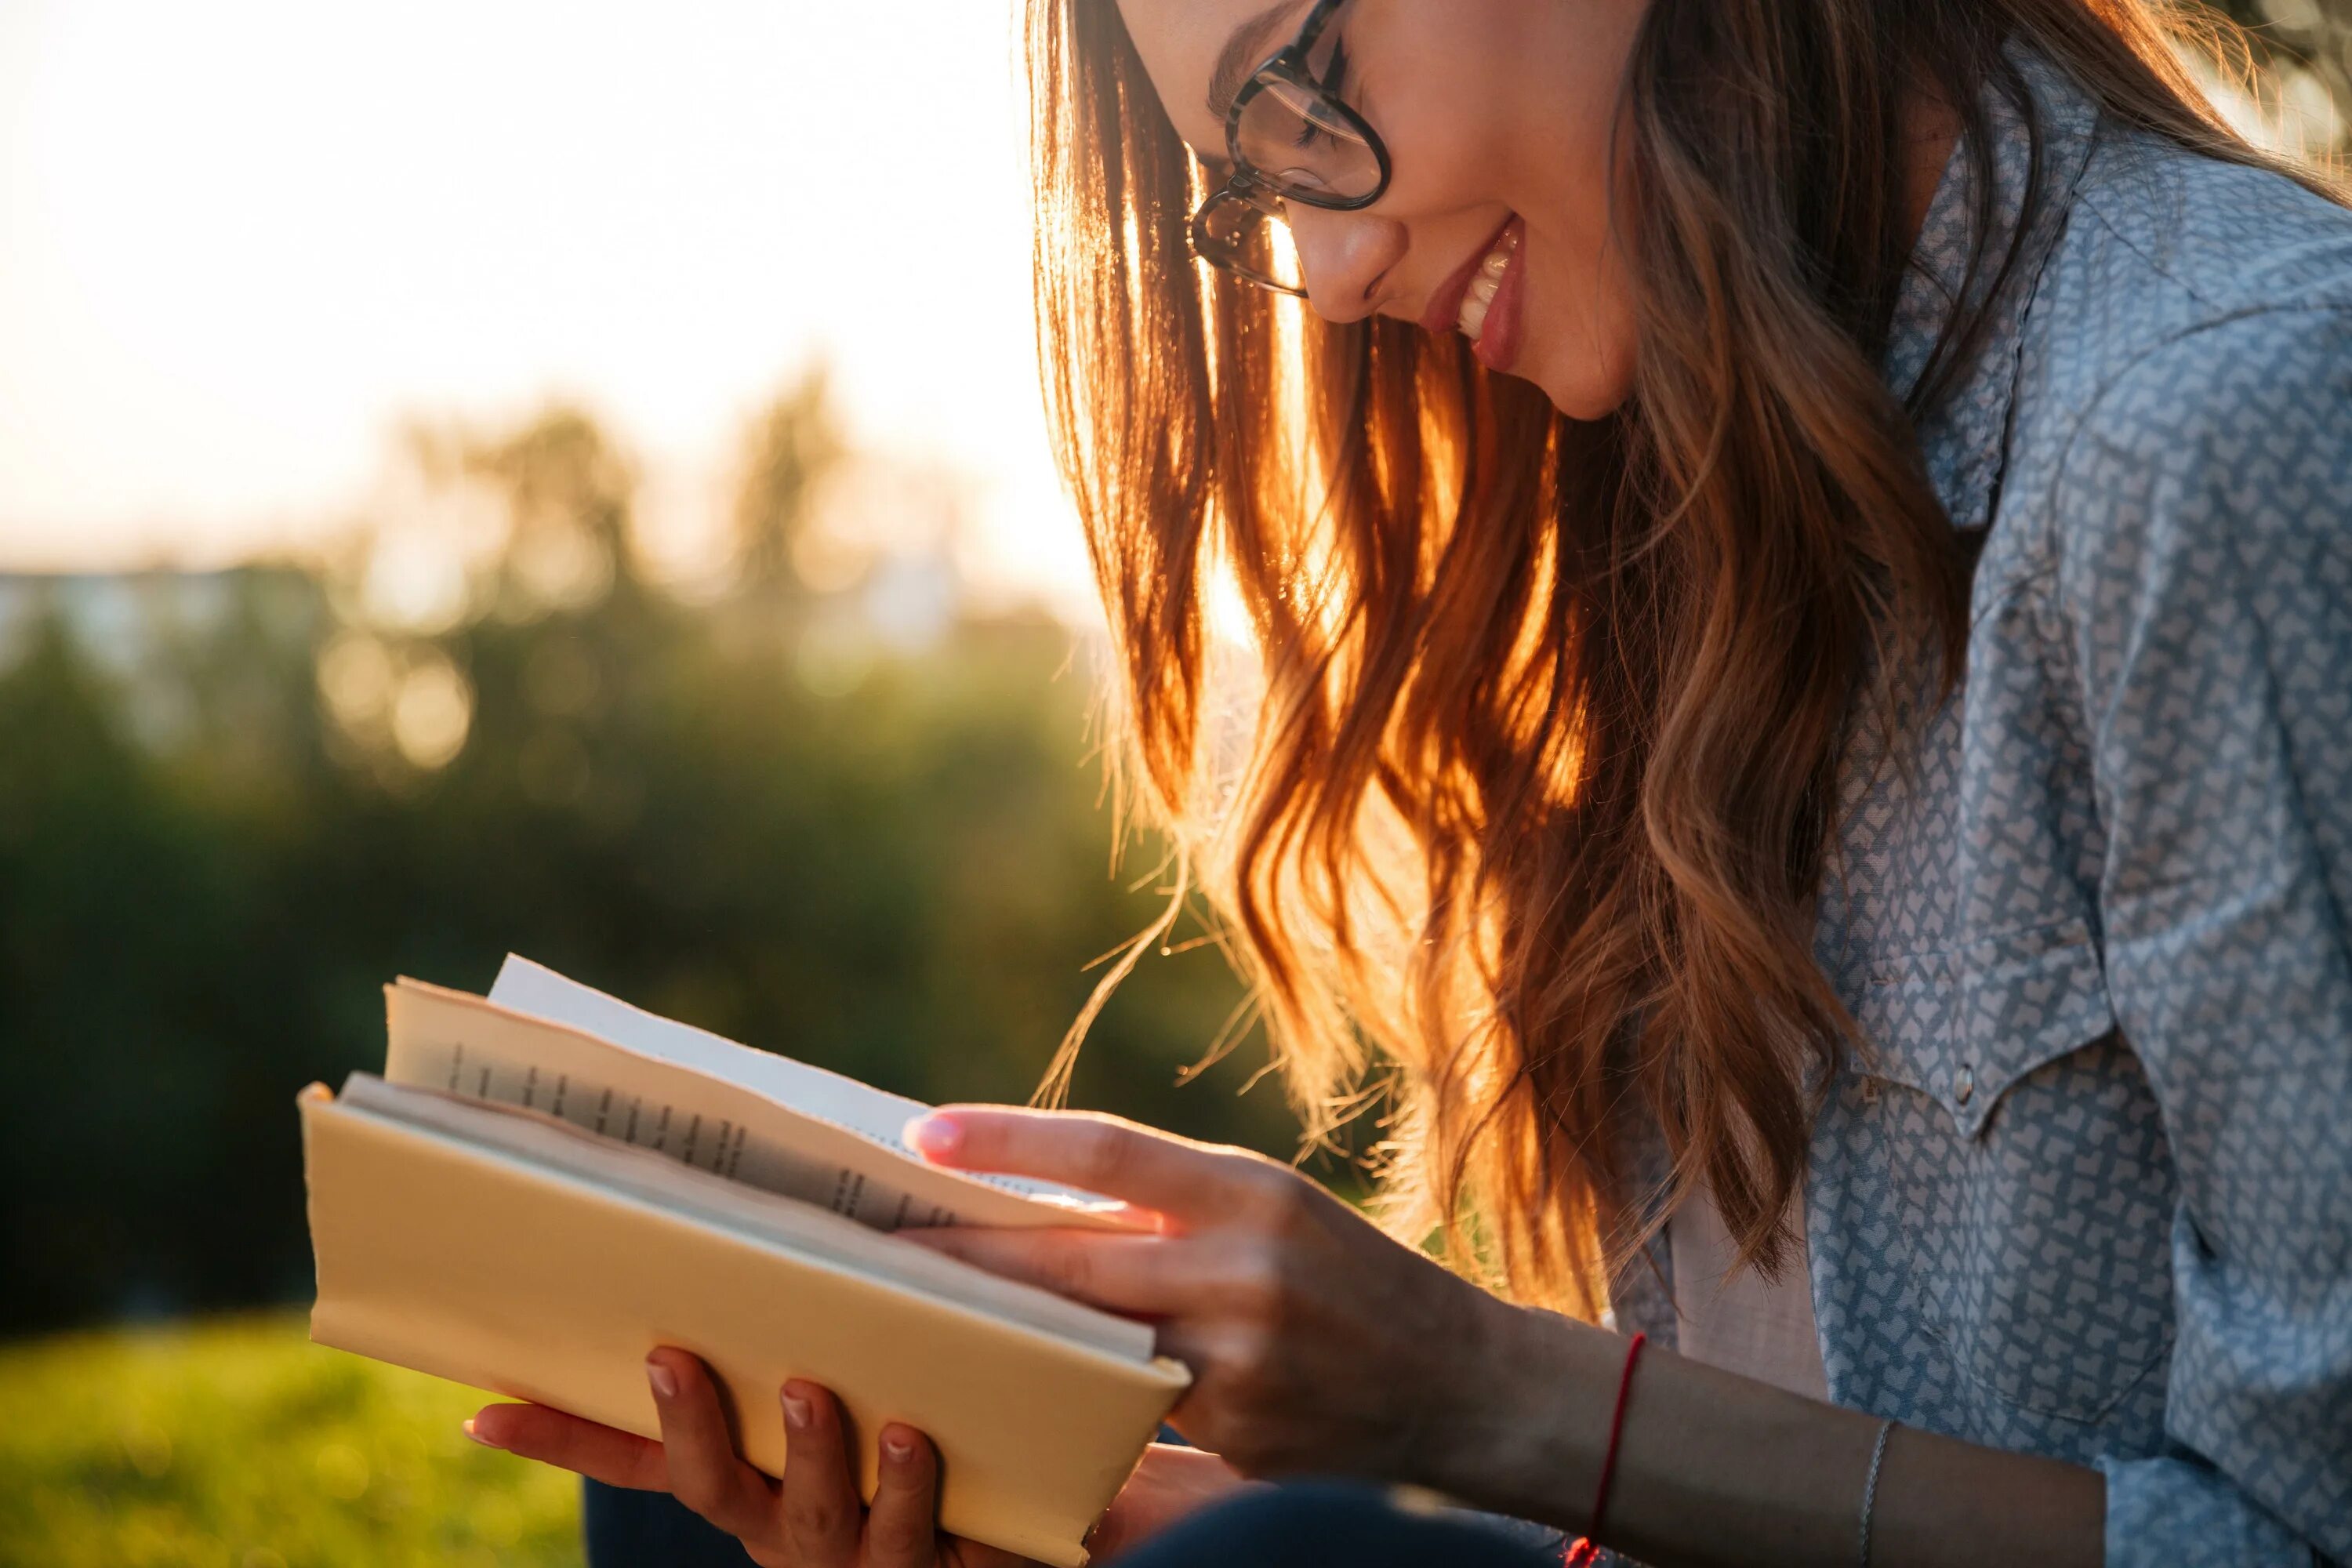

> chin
[1515,325,1638,423]
[1535,368,1635,423]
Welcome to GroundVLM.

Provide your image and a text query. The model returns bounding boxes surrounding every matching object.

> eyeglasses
[1186,0,1392,298]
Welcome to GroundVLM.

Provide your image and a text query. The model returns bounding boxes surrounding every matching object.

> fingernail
[904,1112,962,1159]
[781,1390,811,1429]
[881,1431,914,1462]
[646,1358,678,1400]
[463,1417,503,1450]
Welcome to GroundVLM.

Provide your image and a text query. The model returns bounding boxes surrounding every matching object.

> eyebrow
[1206,2,1305,123]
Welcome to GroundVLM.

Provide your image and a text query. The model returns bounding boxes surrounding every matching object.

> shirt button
[1955,1064,1976,1105]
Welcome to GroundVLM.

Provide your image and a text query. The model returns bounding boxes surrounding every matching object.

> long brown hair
[1028,0,2341,1312]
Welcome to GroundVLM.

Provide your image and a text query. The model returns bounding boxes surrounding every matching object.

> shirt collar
[1882,47,2103,534]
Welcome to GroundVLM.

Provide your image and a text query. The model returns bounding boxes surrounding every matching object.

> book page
[487,957,1105,1210]
[332,1073,1158,1364]
[385,978,1135,1233]
[491,959,922,1144]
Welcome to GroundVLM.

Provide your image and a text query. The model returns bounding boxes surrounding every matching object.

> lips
[1418,214,1529,373]
[1456,223,1520,342]
[1419,213,1519,338]
[1468,219,1528,373]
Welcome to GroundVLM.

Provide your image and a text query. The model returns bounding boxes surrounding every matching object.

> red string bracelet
[1563,1330,1646,1567]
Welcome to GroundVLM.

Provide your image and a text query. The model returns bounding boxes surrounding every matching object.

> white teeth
[1454,224,1520,342]
[1458,292,1492,340]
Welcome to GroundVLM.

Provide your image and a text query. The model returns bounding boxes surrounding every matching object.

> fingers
[904,1107,1263,1224]
[898,1225,1205,1315]
[776,1380,862,1563]
[647,1349,782,1543]
[863,1424,940,1568]
[466,1403,667,1491]
[482,1358,953,1568]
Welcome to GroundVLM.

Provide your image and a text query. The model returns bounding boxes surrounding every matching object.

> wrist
[1421,1296,1621,1527]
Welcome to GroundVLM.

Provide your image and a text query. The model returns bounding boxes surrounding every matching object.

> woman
[466,1,2352,1563]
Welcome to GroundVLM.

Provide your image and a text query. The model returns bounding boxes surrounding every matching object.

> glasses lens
[1233,76,1381,203]
[1193,194,1305,295]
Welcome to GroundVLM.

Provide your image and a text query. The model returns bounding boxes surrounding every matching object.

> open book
[298,957,1190,1566]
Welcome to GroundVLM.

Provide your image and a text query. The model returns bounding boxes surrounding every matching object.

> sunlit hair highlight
[1027,0,2342,1312]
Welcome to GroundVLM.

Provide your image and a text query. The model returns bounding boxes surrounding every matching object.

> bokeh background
[2,2,2346,1564]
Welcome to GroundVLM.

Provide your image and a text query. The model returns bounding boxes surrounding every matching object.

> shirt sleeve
[2049,307,2352,1567]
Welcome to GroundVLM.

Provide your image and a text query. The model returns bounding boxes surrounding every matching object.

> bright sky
[0,0,1095,615]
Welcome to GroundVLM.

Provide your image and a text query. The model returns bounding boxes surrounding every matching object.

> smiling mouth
[1456,224,1522,343]
[1419,213,1524,349]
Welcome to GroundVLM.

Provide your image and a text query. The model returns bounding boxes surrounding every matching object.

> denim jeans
[1112,1483,1563,1568]
[583,1476,1561,1566]
[583,1479,758,1567]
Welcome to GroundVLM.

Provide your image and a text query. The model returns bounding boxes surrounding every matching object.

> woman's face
[1116,0,1653,419]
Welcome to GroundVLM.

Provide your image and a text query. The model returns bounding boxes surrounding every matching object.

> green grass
[0,1312,583,1568]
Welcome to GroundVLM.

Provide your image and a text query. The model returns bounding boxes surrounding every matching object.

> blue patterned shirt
[1602,54,2352,1566]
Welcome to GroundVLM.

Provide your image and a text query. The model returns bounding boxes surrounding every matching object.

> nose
[1284,204,1403,324]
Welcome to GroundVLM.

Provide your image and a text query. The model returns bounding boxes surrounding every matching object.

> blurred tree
[730,366,844,601]
[466,405,640,622]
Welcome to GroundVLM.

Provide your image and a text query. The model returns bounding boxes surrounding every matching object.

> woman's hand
[898,1108,1544,1492]
[466,1348,1019,1568]
[466,1349,1247,1566]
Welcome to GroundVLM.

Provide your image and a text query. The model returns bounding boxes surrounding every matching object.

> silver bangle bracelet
[1859,1417,1897,1566]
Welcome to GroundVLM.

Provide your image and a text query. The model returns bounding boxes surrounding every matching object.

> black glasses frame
[1186,0,1392,297]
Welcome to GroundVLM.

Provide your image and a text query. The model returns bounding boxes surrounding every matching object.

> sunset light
[0,0,1093,617]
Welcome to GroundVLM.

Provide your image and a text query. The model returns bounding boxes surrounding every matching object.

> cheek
[1361,96,1511,221]
[1352,12,1527,214]
[1367,0,1629,202]
[1374,122,1505,222]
